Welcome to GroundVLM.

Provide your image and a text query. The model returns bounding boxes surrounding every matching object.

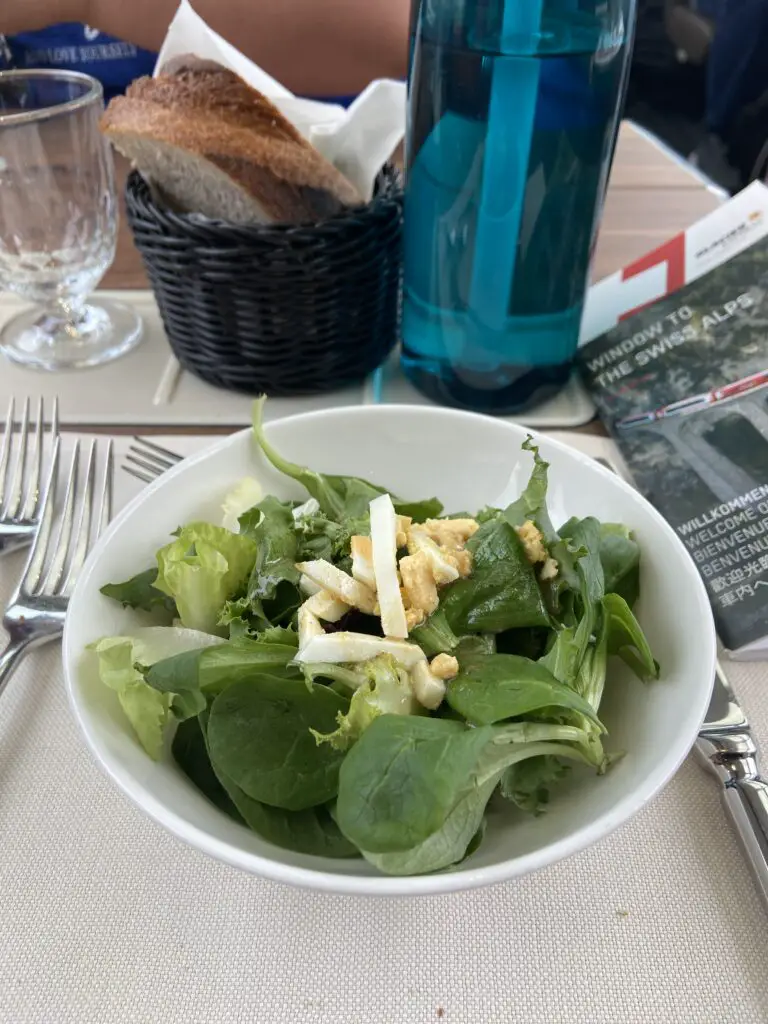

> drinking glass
[0,70,142,370]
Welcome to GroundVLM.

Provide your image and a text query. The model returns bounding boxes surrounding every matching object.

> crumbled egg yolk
[429,653,459,680]
[515,520,548,565]
[425,518,479,549]
[515,520,559,580]
[400,550,439,622]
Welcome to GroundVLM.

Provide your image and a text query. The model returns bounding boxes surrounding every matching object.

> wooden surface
[102,121,724,292]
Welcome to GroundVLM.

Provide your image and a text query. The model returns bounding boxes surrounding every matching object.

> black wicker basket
[124,166,403,395]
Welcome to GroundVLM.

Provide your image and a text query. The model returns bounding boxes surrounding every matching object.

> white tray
[0,290,595,429]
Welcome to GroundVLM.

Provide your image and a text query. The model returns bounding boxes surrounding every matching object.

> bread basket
[124,165,403,395]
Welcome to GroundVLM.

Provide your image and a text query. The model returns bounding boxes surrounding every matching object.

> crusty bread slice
[101,64,362,225]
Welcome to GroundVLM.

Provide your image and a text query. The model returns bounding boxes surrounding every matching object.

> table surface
[2,431,766,1024]
[102,121,724,297]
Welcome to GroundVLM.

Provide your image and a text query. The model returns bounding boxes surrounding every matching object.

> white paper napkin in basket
[155,0,406,201]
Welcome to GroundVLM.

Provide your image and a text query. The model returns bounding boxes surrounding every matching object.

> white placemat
[0,291,595,430]
[0,432,765,1024]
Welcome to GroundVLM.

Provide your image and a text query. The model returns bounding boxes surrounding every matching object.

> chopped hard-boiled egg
[295,632,427,670]
[429,653,459,680]
[516,520,548,565]
[369,494,408,640]
[425,518,479,549]
[296,559,377,614]
[350,535,376,590]
[540,557,559,581]
[299,573,322,597]
[395,515,412,549]
[399,551,439,621]
[411,660,447,710]
[406,527,460,586]
[304,589,349,623]
[298,604,325,651]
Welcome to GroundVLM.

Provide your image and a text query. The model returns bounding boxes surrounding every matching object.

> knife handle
[722,758,768,910]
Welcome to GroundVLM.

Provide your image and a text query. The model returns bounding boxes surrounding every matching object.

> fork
[122,437,182,484]
[0,397,59,556]
[0,437,113,697]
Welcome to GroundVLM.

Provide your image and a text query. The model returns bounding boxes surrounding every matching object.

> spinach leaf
[410,608,460,656]
[252,397,442,522]
[145,637,301,698]
[499,755,571,815]
[501,438,581,594]
[336,716,492,855]
[603,592,659,682]
[347,721,595,873]
[540,627,581,687]
[207,678,349,811]
[495,626,550,660]
[560,517,606,671]
[100,568,177,617]
[446,653,604,727]
[600,524,641,608]
[213,766,358,858]
[440,517,549,634]
[361,773,499,876]
[171,716,244,822]
[455,634,497,658]
[176,713,357,857]
[171,689,208,721]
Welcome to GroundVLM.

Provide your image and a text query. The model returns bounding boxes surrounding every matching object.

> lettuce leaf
[154,522,258,634]
[88,626,224,758]
[312,654,424,751]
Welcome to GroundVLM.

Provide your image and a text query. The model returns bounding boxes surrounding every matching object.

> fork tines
[21,437,113,600]
[0,397,59,555]
[123,436,182,484]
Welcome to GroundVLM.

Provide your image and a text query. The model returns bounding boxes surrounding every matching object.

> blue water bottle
[402,0,636,414]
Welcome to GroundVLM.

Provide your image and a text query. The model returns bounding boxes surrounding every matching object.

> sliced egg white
[304,589,349,623]
[296,559,377,614]
[295,632,426,669]
[350,535,376,590]
[411,660,447,710]
[407,527,460,586]
[299,574,322,597]
[298,604,325,651]
[369,494,408,639]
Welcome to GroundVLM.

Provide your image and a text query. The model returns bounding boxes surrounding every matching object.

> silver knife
[695,663,768,908]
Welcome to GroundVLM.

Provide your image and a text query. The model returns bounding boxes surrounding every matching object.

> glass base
[0,299,143,371]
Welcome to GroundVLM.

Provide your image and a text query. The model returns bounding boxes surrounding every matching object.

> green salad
[90,399,659,876]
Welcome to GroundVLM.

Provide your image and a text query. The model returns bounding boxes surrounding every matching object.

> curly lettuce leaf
[154,523,257,634]
[312,654,424,752]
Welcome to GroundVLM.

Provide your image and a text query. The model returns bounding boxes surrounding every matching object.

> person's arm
[1,0,411,96]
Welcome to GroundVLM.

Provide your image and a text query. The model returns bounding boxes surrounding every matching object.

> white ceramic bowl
[63,406,716,896]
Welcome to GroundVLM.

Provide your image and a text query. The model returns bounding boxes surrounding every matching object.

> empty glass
[0,70,142,370]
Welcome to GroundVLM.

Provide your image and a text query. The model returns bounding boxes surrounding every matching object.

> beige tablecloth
[1,434,767,1024]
